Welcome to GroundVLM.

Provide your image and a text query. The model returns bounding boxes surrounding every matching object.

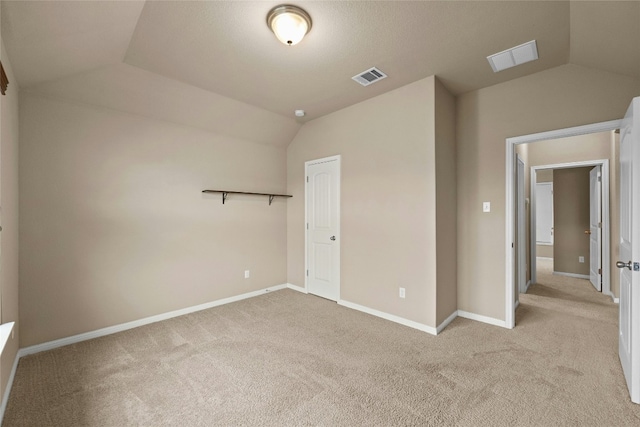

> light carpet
[4,259,640,426]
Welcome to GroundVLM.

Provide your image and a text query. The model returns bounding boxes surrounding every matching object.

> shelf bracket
[222,192,228,204]
[269,195,275,205]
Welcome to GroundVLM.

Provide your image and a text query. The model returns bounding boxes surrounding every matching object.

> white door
[536,182,554,245]
[589,166,602,291]
[618,97,640,403]
[306,156,340,301]
[516,156,526,295]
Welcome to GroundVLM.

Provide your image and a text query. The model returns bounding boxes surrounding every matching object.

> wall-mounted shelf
[202,190,292,205]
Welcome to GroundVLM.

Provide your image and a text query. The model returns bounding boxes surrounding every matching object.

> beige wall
[553,167,591,276]
[19,93,288,347]
[537,245,554,259]
[527,132,612,166]
[536,169,553,182]
[434,78,457,325]
[0,40,20,402]
[287,76,456,329]
[457,64,640,321]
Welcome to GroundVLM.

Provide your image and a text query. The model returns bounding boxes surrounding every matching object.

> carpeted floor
[4,258,640,426]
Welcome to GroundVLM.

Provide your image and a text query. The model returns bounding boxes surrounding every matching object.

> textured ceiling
[0,0,145,86]
[2,1,639,125]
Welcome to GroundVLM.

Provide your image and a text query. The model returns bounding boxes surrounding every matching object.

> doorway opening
[505,120,622,328]
[528,160,611,297]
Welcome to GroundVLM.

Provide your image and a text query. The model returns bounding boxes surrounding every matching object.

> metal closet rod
[202,190,292,205]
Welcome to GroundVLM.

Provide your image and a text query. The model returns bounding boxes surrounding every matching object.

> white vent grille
[487,40,538,73]
[352,67,387,86]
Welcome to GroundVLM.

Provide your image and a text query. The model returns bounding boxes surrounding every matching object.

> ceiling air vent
[352,67,387,87]
[487,40,539,73]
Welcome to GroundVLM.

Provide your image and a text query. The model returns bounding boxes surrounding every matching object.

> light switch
[483,202,491,213]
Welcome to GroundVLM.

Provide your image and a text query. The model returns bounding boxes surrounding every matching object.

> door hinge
[306,176,309,183]
[306,223,309,230]
[598,222,602,228]
[306,269,309,276]
[598,268,602,275]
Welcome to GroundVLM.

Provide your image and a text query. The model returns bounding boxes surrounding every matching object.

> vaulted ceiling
[2,1,639,125]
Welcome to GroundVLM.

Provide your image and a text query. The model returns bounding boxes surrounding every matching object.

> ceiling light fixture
[267,4,312,46]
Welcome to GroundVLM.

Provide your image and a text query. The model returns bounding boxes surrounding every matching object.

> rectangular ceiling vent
[487,40,538,73]
[352,67,387,87]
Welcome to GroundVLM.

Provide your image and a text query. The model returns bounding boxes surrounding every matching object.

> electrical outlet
[399,287,406,299]
[483,202,491,213]
[244,270,250,279]
[578,256,584,263]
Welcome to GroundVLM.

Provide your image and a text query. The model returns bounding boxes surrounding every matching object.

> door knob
[616,261,632,270]
[584,230,591,235]
[330,236,336,241]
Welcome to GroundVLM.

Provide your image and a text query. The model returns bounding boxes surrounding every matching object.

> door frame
[529,160,610,297]
[516,154,526,298]
[304,155,341,297]
[505,119,621,329]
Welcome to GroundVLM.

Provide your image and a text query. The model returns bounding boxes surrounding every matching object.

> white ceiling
[2,1,639,125]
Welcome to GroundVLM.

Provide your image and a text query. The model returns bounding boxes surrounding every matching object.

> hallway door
[618,97,640,403]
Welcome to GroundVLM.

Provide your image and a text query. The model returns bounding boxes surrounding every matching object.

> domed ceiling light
[267,4,312,46]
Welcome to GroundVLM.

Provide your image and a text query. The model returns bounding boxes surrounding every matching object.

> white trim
[286,283,308,294]
[304,155,341,301]
[0,349,20,425]
[337,299,438,336]
[537,256,553,261]
[515,300,520,310]
[537,242,554,246]
[553,271,590,280]
[605,290,619,303]
[457,310,507,328]
[20,284,287,357]
[506,119,622,329]
[508,120,622,145]
[436,311,458,334]
[516,154,527,295]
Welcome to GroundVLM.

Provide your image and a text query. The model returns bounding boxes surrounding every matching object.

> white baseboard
[553,271,590,280]
[536,256,553,261]
[0,349,20,425]
[20,284,288,357]
[334,300,508,334]
[457,310,507,328]
[613,297,620,304]
[337,299,438,336]
[525,280,532,292]
[286,283,308,294]
[436,311,458,334]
